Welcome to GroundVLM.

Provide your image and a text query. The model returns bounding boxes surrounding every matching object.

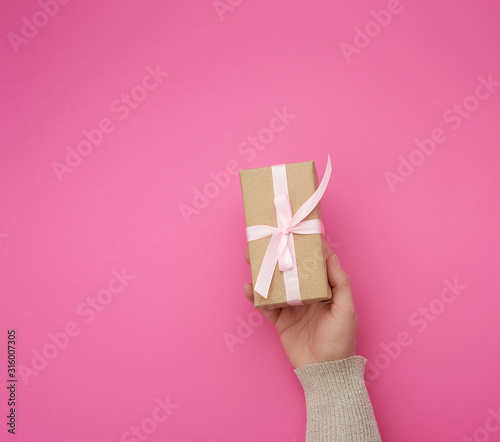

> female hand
[243,242,358,368]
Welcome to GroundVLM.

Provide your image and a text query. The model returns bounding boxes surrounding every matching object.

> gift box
[239,156,333,309]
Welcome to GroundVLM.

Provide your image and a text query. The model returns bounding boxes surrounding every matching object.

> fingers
[243,283,254,303]
[326,254,356,313]
[243,249,280,324]
[243,282,280,325]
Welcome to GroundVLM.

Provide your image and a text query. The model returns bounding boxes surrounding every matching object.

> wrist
[294,356,368,404]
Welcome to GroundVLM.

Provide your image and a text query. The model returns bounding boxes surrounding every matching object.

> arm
[243,244,381,441]
[295,357,380,441]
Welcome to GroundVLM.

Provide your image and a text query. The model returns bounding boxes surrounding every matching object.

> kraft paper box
[239,159,332,309]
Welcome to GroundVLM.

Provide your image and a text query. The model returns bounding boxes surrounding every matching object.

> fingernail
[332,254,341,268]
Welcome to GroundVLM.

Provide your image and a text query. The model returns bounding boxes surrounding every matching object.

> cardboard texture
[240,160,332,309]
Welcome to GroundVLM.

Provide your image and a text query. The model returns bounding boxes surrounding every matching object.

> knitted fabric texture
[294,356,381,441]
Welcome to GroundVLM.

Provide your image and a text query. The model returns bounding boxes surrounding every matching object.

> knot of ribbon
[246,155,332,301]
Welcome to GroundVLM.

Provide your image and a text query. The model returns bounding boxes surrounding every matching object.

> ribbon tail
[253,231,282,299]
[290,154,332,227]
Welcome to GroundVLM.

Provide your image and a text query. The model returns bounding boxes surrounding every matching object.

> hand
[243,241,358,369]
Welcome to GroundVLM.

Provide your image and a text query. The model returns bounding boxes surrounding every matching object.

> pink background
[1,0,500,441]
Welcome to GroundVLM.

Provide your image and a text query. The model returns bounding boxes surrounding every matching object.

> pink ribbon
[246,155,332,304]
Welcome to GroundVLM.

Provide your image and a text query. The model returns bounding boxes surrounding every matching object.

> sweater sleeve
[294,356,381,442]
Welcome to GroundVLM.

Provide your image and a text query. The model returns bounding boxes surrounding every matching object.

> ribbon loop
[274,194,293,229]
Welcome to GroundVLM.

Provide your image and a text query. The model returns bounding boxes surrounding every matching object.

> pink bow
[246,155,332,300]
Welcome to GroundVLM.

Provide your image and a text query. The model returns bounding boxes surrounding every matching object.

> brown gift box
[239,160,332,309]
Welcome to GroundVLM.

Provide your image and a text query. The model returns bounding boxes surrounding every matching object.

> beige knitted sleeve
[294,356,381,442]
